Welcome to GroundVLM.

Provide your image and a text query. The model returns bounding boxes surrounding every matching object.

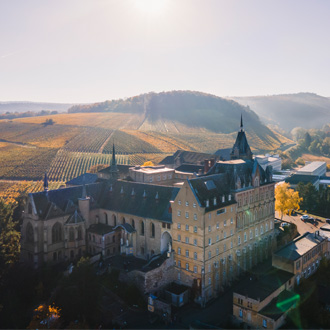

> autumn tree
[275,182,302,219]
[27,304,62,329]
[142,161,154,167]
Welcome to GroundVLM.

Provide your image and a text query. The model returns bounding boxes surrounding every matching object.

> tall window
[26,223,34,243]
[78,227,82,240]
[140,221,144,236]
[52,223,62,244]
[113,215,117,226]
[131,219,135,229]
[69,227,74,241]
[104,213,108,225]
[151,223,155,238]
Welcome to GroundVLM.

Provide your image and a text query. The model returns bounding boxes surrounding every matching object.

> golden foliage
[142,161,154,167]
[0,181,65,205]
[27,304,61,329]
[275,182,302,219]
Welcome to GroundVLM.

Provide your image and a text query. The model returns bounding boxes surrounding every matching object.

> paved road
[275,211,325,235]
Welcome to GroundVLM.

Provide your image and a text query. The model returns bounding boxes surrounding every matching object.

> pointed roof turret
[230,115,253,161]
[44,172,49,191]
[109,143,119,179]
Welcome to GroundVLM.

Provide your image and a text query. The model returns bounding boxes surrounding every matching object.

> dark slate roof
[285,174,319,185]
[114,223,136,234]
[100,180,179,223]
[259,290,299,321]
[66,173,98,186]
[30,182,106,220]
[230,130,253,158]
[66,210,84,224]
[88,223,114,235]
[187,173,235,211]
[234,267,294,301]
[175,164,204,173]
[206,159,272,189]
[159,150,219,167]
[98,164,131,175]
[214,148,232,161]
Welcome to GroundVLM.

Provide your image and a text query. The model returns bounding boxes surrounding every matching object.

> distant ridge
[0,101,75,114]
[230,93,330,131]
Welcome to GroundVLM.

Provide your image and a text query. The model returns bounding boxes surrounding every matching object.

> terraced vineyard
[0,143,58,180]
[47,150,130,182]
[102,130,162,154]
[63,127,113,152]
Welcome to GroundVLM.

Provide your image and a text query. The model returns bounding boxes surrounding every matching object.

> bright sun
[134,0,169,15]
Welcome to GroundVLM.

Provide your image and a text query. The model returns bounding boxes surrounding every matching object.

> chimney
[204,159,209,174]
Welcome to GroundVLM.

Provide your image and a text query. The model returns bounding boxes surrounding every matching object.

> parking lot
[275,211,326,235]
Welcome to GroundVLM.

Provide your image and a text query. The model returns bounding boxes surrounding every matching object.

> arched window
[28,203,32,214]
[105,213,108,225]
[113,215,117,226]
[140,221,144,236]
[151,223,155,238]
[77,227,82,240]
[122,217,126,224]
[26,223,34,243]
[52,223,62,244]
[131,219,135,229]
[69,227,74,242]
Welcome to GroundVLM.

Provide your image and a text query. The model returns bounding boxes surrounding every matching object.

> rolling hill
[0,91,292,182]
[230,93,330,132]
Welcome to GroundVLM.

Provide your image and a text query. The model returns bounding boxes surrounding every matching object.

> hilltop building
[21,116,276,305]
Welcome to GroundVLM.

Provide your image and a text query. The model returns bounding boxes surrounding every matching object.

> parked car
[280,222,290,227]
[301,215,309,221]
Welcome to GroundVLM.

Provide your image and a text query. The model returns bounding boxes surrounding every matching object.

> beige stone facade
[171,162,276,304]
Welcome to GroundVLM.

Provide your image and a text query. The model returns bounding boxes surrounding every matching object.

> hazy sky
[1,0,329,103]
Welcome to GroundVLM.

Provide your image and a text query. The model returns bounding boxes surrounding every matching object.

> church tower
[230,115,253,161]
[109,143,119,180]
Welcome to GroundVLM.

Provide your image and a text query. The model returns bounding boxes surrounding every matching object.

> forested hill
[230,93,330,132]
[68,91,278,138]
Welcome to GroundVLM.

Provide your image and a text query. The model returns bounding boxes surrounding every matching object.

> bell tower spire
[110,143,119,180]
[240,114,243,132]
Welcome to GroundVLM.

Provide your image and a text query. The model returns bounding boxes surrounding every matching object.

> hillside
[230,93,330,131]
[68,91,281,141]
[0,101,74,114]
[0,91,293,182]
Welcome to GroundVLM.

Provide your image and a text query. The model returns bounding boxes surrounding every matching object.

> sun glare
[134,0,168,15]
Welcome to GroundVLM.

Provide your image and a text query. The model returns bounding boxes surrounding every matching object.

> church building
[21,116,276,305]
